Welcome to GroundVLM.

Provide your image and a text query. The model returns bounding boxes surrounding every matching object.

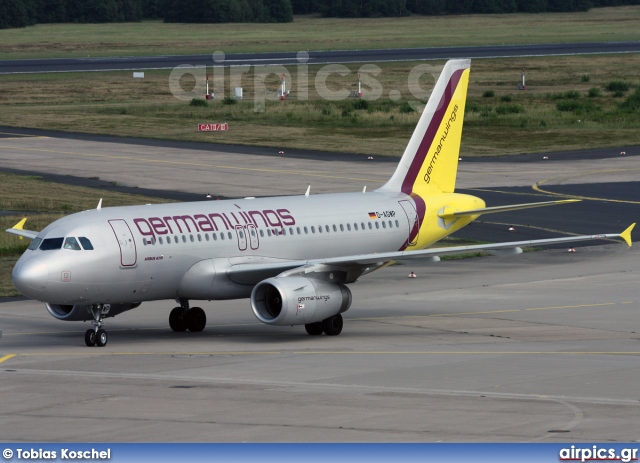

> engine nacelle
[45,303,140,321]
[251,276,351,326]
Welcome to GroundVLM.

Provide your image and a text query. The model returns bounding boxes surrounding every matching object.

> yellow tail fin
[377,59,471,195]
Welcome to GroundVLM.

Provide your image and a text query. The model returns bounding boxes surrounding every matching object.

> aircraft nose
[12,257,49,296]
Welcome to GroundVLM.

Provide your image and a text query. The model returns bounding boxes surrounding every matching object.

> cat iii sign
[198,123,228,132]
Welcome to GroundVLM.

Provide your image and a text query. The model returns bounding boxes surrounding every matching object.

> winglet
[620,223,635,247]
[13,218,27,230]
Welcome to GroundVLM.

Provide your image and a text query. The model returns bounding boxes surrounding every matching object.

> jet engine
[45,303,140,321]
[251,276,351,326]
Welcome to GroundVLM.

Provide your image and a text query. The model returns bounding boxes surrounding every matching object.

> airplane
[6,59,634,347]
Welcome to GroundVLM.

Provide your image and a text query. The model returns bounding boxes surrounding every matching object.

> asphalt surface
[1,130,639,442]
[2,42,640,74]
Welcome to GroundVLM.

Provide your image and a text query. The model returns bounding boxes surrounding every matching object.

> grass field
[1,55,639,156]
[1,7,640,59]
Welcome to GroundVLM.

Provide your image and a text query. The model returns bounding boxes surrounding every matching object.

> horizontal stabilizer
[438,199,580,220]
[5,218,38,240]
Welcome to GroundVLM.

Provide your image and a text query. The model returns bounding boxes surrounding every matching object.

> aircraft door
[398,200,419,247]
[247,224,259,250]
[109,219,137,267]
[235,225,247,251]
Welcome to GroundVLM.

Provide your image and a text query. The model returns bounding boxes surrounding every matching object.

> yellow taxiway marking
[4,351,639,359]
[0,131,49,138]
[293,351,640,356]
[525,302,616,311]
[0,354,16,364]
[0,144,384,183]
[532,169,640,205]
[12,351,280,357]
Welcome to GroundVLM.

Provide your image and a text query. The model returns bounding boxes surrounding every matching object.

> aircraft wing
[437,199,580,220]
[5,218,38,240]
[226,223,635,281]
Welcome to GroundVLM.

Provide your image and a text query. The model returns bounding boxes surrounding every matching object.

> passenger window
[190,235,194,242]
[333,225,337,232]
[375,222,379,229]
[297,227,301,235]
[388,220,393,228]
[174,236,179,243]
[281,228,286,236]
[361,222,365,230]
[182,235,187,243]
[304,226,308,234]
[289,227,294,235]
[354,223,358,231]
[78,237,94,250]
[326,225,330,233]
[346,224,351,231]
[340,224,344,232]
[318,225,322,233]
[368,223,372,230]
[40,237,64,251]
[382,221,386,229]
[228,232,232,239]
[159,237,164,244]
[311,226,315,233]
[28,237,42,250]
[205,234,209,241]
[197,234,202,242]
[267,229,272,237]
[395,220,400,227]
[239,230,244,239]
[213,233,218,241]
[260,230,264,237]
[221,233,225,240]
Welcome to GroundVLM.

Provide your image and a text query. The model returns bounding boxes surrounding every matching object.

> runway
[2,42,640,74]
[0,132,639,442]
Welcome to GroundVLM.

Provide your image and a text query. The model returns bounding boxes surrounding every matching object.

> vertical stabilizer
[377,59,470,195]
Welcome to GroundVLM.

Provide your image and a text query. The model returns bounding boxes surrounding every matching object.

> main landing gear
[305,313,343,336]
[85,304,110,347]
[169,299,206,332]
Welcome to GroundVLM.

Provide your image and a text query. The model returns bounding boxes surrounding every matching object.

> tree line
[1,0,637,29]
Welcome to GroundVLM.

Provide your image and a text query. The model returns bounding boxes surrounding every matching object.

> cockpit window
[39,237,64,251]
[78,237,94,250]
[28,237,42,250]
[63,237,81,250]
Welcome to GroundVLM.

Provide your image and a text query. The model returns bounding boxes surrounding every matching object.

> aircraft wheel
[84,329,96,347]
[305,322,324,336]
[322,314,343,336]
[96,329,108,347]
[186,307,206,332]
[169,307,187,332]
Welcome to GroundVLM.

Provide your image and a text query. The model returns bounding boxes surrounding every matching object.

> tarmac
[0,132,639,442]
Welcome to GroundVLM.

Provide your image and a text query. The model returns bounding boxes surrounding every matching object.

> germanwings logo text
[133,206,296,240]
[423,104,458,185]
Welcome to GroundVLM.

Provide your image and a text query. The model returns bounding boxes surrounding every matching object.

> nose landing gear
[84,304,110,347]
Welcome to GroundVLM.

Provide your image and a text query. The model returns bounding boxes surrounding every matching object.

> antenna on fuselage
[305,185,310,197]
[97,198,102,210]
[363,186,367,193]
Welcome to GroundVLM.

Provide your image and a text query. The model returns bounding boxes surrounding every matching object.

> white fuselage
[13,191,417,305]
